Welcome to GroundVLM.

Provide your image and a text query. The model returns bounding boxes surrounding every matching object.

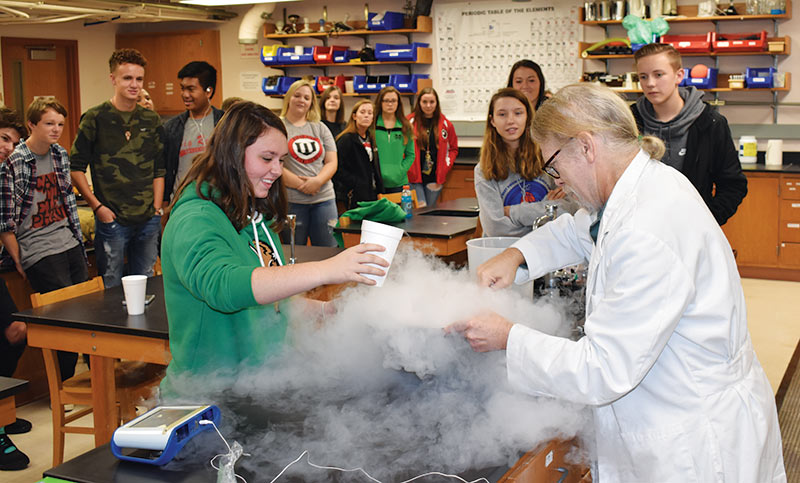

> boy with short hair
[631,43,747,226]
[70,48,166,288]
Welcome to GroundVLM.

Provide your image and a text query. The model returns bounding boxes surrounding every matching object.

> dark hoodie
[631,87,747,225]
[635,86,706,172]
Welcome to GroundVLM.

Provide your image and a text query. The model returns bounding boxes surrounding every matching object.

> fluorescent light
[179,0,296,5]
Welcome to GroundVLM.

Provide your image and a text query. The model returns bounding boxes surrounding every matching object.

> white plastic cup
[359,220,404,287]
[467,237,534,298]
[121,275,148,315]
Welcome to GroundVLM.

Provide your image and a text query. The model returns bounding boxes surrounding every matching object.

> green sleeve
[165,202,258,313]
[401,135,415,172]
[69,109,96,173]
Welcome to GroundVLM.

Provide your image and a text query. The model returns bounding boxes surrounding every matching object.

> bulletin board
[432,1,581,121]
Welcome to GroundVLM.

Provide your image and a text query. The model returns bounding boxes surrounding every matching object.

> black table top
[417,197,479,216]
[741,162,800,174]
[334,214,477,238]
[12,245,344,339]
[45,443,511,483]
[0,376,28,399]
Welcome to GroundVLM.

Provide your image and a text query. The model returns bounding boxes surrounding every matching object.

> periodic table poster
[432,1,581,120]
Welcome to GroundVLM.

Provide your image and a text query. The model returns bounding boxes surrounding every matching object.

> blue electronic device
[111,405,220,466]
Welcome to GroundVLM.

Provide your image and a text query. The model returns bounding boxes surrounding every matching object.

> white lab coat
[508,151,785,482]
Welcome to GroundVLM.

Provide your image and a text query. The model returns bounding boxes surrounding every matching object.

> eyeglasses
[542,137,574,179]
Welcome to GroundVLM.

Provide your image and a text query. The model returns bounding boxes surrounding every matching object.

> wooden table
[16,277,171,447]
[14,246,344,448]
[0,376,28,427]
[335,214,479,256]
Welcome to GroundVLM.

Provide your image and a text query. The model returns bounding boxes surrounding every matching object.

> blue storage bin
[745,67,776,88]
[391,74,430,93]
[277,46,314,65]
[333,49,359,63]
[685,67,718,89]
[367,11,405,30]
[375,42,429,62]
[353,75,391,93]
[262,76,300,95]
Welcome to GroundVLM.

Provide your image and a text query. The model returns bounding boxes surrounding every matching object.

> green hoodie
[375,116,415,189]
[160,182,288,394]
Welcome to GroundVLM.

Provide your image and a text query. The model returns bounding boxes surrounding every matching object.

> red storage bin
[313,45,347,64]
[661,33,714,53]
[712,31,767,53]
[315,75,347,94]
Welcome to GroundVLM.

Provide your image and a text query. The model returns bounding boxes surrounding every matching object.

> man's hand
[95,205,117,224]
[4,321,27,345]
[445,311,513,352]
[476,247,525,289]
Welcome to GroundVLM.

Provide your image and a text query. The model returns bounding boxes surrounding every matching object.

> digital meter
[111,405,220,466]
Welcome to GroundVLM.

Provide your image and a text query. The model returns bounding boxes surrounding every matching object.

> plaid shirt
[0,140,85,264]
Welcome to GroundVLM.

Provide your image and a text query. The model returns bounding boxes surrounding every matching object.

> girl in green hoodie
[160,101,388,397]
[374,87,415,192]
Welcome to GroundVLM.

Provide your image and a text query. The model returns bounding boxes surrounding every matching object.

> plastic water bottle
[401,185,413,219]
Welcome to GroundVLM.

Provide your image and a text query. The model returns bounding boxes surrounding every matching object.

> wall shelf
[264,48,432,69]
[579,36,791,59]
[264,16,432,40]
[605,71,791,92]
[579,2,791,25]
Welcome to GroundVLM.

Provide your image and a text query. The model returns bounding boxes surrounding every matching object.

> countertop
[741,162,800,174]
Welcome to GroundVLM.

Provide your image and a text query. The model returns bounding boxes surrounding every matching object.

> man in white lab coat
[448,83,785,482]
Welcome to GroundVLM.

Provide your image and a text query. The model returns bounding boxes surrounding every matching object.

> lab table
[335,214,479,256]
[0,376,28,427]
[42,438,584,483]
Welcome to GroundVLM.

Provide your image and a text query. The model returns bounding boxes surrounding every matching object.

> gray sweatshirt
[635,86,705,172]
[474,163,578,237]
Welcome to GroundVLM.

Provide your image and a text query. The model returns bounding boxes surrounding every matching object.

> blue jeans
[288,200,338,247]
[411,182,443,208]
[95,215,161,288]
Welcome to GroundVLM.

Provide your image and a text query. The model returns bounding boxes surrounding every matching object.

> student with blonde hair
[474,88,569,237]
[280,79,338,246]
[333,100,383,211]
[450,83,784,482]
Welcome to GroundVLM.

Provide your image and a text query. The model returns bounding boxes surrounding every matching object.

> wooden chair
[31,277,165,466]
[378,190,420,209]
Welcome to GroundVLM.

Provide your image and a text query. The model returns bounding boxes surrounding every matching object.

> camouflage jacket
[70,101,166,226]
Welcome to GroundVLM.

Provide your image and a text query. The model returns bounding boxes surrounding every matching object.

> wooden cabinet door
[440,164,476,202]
[116,30,221,117]
[722,174,779,267]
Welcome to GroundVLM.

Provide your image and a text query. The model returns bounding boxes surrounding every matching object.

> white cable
[268,450,491,483]
[199,420,251,483]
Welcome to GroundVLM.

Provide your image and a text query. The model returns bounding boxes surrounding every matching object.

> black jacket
[632,103,747,225]
[333,132,384,210]
[163,107,225,203]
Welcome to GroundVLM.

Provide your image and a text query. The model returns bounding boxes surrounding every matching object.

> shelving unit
[579,1,792,122]
[261,16,433,98]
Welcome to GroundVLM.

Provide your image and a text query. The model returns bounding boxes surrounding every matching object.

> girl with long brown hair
[333,100,384,211]
[160,101,387,391]
[475,88,569,237]
[407,87,458,207]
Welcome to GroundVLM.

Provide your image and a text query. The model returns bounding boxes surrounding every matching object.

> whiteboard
[432,1,582,121]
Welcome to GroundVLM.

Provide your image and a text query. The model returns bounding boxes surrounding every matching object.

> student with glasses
[373,87,414,193]
[449,83,784,482]
[474,88,574,238]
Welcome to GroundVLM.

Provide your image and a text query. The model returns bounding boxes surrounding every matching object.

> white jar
[738,135,757,164]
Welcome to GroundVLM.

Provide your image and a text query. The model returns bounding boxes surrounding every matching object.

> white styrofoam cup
[359,220,404,287]
[121,275,148,315]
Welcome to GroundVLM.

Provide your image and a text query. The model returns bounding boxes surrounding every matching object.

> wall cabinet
[722,172,800,280]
